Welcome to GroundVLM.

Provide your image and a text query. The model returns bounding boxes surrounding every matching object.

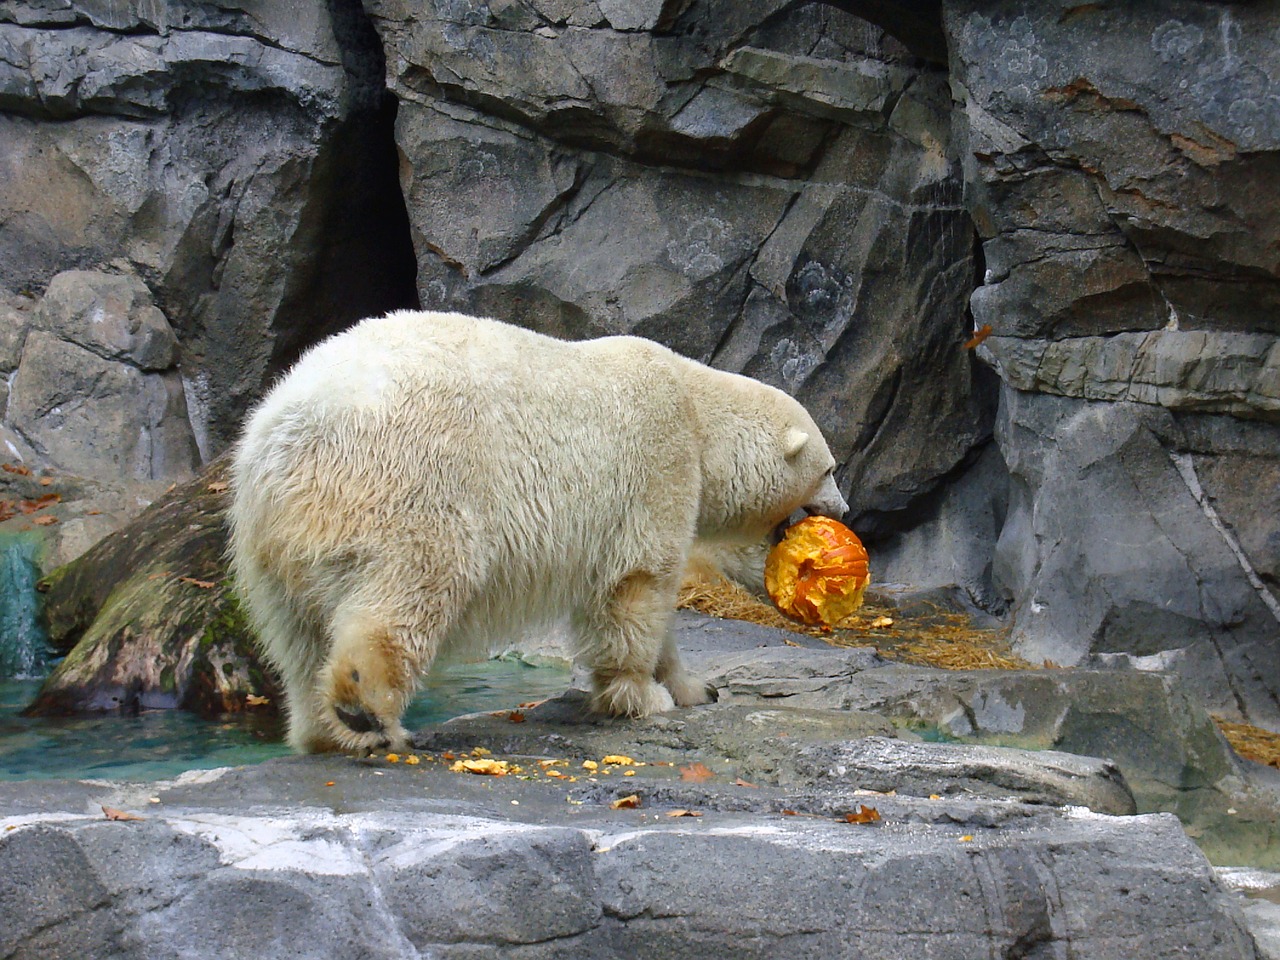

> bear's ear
[784,428,809,460]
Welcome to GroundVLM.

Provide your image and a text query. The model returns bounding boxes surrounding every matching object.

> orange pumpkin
[765,516,870,627]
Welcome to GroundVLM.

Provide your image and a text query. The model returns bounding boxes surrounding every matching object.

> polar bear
[228,310,847,753]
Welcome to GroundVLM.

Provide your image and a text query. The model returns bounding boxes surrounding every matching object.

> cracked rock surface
[2,612,1274,959]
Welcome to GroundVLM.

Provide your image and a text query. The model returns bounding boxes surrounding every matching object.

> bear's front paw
[591,674,676,719]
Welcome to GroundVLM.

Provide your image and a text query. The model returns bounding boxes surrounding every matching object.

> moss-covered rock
[24,456,279,719]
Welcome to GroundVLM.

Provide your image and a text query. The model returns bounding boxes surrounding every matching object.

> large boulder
[0,0,418,458]
[938,0,1280,727]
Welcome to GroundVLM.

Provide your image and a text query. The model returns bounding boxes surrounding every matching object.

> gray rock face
[0,0,418,458]
[937,1,1280,726]
[369,0,992,518]
[6,270,198,482]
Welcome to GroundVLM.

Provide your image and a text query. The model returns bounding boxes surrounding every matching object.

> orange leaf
[245,694,270,706]
[19,493,59,513]
[781,809,798,816]
[963,324,993,349]
[178,577,216,589]
[666,809,703,818]
[507,710,526,723]
[324,781,336,787]
[733,778,758,789]
[32,515,57,526]
[680,762,715,783]
[102,806,145,822]
[38,477,53,486]
[844,805,881,824]
[206,480,229,492]
[610,794,641,810]
[1,463,31,476]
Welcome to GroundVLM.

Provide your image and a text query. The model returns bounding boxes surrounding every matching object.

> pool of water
[0,657,571,782]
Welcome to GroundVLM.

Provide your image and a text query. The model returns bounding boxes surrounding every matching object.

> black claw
[335,704,384,734]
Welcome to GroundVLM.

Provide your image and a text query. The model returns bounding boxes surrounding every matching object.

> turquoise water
[0,534,49,679]
[0,657,570,782]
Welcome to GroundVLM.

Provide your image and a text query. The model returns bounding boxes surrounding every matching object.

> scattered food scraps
[451,758,513,776]
[765,517,870,627]
[869,616,894,629]
[324,781,336,787]
[404,755,420,765]
[102,806,145,822]
[610,794,641,810]
[733,778,758,789]
[666,810,703,818]
[385,753,400,763]
[582,760,599,771]
[602,755,636,766]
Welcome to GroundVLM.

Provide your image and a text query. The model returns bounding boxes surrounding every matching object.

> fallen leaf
[518,699,547,709]
[38,477,53,486]
[781,809,798,816]
[680,762,715,783]
[507,710,526,723]
[20,493,59,513]
[733,778,759,789]
[1,463,31,476]
[245,693,270,707]
[324,781,336,787]
[869,616,894,629]
[602,754,636,766]
[32,515,57,526]
[963,324,993,349]
[844,805,881,825]
[206,480,229,493]
[610,794,641,810]
[666,809,703,818]
[102,806,145,822]
[178,577,216,589]
[442,751,456,761]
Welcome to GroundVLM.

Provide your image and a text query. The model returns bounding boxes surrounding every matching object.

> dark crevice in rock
[263,3,419,383]
[825,0,946,65]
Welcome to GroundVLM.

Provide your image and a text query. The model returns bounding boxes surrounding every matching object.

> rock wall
[945,2,1280,727]
[1,1,1278,728]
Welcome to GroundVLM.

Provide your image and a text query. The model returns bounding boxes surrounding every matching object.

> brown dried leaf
[610,794,641,810]
[680,762,715,783]
[963,324,993,349]
[206,480,229,493]
[245,694,270,707]
[19,493,59,513]
[1,463,31,476]
[666,809,703,818]
[102,806,145,822]
[732,778,759,789]
[31,515,57,526]
[178,577,216,589]
[507,710,526,723]
[844,805,881,825]
[38,477,53,486]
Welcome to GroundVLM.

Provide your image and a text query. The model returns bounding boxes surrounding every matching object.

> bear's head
[697,380,848,543]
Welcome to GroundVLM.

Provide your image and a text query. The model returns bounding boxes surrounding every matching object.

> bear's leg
[654,630,717,707]
[316,605,427,753]
[582,571,680,718]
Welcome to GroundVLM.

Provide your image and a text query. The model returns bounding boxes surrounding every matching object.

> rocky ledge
[2,614,1277,959]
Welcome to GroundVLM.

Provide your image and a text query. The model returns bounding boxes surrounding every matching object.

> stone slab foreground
[0,752,1260,960]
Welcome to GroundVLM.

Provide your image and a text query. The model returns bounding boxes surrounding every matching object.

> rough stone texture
[0,0,419,460]
[6,270,198,483]
[993,386,1280,730]
[368,0,991,519]
[941,1,1280,729]
[0,736,1263,959]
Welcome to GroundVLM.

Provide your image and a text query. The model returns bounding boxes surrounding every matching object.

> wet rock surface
[4,614,1279,958]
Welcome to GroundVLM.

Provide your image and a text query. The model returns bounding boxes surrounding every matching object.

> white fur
[228,310,846,753]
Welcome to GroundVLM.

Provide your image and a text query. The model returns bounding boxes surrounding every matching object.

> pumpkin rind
[764,517,870,626]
